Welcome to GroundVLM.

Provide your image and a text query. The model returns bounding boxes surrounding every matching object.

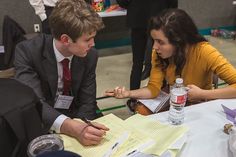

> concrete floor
[96,36,236,119]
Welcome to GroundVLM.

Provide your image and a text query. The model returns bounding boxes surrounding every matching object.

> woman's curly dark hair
[148,9,207,76]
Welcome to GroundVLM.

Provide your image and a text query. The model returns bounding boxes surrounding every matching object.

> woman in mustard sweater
[105,9,236,102]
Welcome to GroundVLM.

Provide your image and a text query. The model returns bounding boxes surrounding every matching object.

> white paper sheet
[138,91,170,113]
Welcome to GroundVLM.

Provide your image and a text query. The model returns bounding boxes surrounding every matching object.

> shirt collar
[53,39,73,63]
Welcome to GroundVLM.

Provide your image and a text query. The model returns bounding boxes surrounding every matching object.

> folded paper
[222,104,236,124]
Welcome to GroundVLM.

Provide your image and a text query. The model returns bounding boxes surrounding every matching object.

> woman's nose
[153,42,160,51]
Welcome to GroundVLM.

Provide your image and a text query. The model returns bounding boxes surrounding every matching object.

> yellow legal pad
[60,114,188,157]
[124,114,188,156]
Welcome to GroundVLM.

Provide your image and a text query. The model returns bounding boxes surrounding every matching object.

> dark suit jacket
[0,78,44,157]
[2,15,26,69]
[116,0,178,28]
[14,34,101,129]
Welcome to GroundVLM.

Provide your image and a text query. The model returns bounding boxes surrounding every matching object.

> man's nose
[89,39,95,47]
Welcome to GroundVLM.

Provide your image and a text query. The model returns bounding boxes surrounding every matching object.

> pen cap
[27,134,64,157]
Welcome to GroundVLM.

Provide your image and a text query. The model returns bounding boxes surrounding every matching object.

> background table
[149,99,236,157]
[98,10,127,17]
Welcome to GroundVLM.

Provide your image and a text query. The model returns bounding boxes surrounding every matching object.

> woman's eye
[159,41,165,45]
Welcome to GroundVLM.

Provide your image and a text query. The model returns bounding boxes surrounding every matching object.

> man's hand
[60,118,109,146]
[105,86,130,99]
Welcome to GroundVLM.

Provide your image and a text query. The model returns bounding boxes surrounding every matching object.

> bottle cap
[27,134,64,157]
[176,78,183,84]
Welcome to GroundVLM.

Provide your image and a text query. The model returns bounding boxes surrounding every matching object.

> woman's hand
[105,86,130,99]
[187,84,205,101]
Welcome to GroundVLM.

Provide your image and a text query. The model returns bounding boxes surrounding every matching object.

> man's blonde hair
[49,0,104,41]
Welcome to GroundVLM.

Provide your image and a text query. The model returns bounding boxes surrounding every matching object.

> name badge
[54,95,74,109]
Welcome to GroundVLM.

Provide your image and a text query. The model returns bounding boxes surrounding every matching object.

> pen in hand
[81,117,102,130]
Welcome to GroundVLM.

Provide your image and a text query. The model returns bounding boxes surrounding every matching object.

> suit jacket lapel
[71,56,85,98]
[42,36,58,99]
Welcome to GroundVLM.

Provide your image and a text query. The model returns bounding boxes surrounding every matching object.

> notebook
[138,91,170,113]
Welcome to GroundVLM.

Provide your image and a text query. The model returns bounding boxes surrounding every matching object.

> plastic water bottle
[168,78,187,125]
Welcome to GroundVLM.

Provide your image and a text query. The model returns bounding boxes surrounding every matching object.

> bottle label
[171,88,187,105]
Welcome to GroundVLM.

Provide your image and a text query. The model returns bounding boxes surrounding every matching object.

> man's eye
[86,38,93,42]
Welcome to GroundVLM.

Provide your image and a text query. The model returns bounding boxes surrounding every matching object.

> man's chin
[80,54,87,57]
[77,52,88,57]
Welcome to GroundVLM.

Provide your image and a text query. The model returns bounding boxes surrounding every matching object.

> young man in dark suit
[14,0,109,146]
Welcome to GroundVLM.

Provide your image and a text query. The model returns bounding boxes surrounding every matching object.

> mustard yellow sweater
[147,42,236,97]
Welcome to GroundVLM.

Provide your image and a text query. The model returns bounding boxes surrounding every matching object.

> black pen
[81,117,101,130]
[127,149,137,156]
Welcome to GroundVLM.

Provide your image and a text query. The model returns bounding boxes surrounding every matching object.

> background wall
[0,0,236,45]
[0,0,39,43]
[179,0,236,29]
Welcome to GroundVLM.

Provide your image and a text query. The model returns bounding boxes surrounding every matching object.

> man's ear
[60,34,72,45]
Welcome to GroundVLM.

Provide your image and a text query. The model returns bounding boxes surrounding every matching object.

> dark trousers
[144,37,153,67]
[42,6,54,34]
[130,28,148,90]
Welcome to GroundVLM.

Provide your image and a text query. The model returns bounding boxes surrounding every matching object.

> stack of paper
[60,114,188,157]
[138,91,170,113]
[124,114,188,156]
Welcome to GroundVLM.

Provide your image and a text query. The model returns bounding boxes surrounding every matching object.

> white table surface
[149,99,236,157]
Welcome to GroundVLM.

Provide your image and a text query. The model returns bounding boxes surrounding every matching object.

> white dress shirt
[50,39,73,133]
[29,0,58,21]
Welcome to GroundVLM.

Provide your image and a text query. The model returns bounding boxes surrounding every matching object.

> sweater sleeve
[147,50,165,98]
[203,44,236,88]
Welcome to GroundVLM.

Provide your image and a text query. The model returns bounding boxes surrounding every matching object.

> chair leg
[213,74,218,89]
